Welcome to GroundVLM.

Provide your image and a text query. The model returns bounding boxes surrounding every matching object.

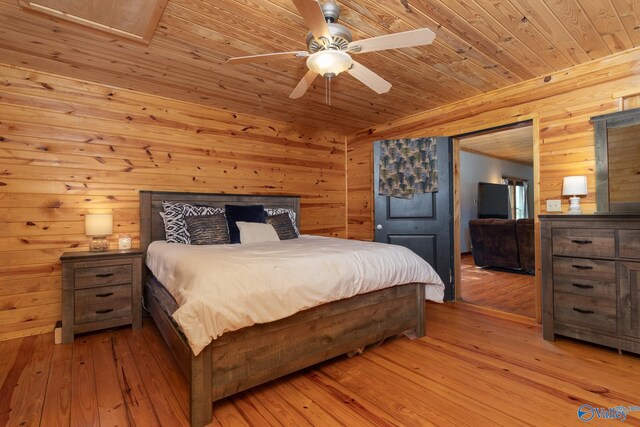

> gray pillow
[266,213,298,240]
[266,208,299,235]
[185,214,230,245]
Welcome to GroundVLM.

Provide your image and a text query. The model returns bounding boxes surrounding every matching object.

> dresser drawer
[74,264,132,289]
[552,229,614,258]
[619,230,640,260]
[553,256,616,281]
[74,284,132,324]
[553,275,616,300]
[554,293,617,333]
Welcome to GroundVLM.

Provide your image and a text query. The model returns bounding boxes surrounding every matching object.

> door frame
[452,115,542,322]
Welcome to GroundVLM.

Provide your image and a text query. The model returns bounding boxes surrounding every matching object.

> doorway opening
[453,121,536,318]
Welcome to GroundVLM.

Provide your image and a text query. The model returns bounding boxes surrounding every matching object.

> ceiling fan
[227,0,436,100]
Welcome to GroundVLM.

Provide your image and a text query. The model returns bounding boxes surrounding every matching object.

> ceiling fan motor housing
[306,2,352,52]
[306,23,352,51]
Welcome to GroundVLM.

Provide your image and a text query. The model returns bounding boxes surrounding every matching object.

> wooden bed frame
[139,190,426,427]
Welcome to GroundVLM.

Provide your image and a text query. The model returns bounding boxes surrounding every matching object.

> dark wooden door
[374,137,453,299]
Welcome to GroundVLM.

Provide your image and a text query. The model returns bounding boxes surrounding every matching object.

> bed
[139,190,443,427]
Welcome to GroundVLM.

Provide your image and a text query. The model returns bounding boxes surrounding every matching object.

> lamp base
[89,237,109,251]
[567,196,582,215]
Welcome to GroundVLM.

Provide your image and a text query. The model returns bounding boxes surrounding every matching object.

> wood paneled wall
[0,63,345,341]
[2,44,639,341]
[346,47,640,241]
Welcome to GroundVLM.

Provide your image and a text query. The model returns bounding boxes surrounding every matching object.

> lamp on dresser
[562,176,587,214]
[85,213,113,251]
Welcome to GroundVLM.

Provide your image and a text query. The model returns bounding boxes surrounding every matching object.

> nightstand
[60,249,143,343]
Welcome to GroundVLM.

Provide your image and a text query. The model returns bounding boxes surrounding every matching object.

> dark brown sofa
[468,218,534,273]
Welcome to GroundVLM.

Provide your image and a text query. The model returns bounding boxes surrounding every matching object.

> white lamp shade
[562,175,588,197]
[306,50,353,76]
[85,213,113,236]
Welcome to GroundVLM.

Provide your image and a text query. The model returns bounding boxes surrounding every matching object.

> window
[502,177,529,219]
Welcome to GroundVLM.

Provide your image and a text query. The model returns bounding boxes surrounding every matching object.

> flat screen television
[477,182,509,219]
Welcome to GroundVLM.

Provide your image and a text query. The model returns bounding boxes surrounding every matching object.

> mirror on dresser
[591,108,640,213]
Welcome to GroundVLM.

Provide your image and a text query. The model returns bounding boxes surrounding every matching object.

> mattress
[146,235,445,355]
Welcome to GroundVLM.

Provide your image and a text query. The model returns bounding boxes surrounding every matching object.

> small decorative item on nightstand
[118,234,132,250]
[60,249,143,343]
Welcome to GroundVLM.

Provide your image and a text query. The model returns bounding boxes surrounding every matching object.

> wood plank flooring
[459,253,536,318]
[2,302,640,426]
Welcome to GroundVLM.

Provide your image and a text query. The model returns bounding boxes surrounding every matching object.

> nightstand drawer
[74,264,132,289]
[553,256,616,281]
[554,275,616,300]
[553,229,614,258]
[74,284,132,324]
[554,292,617,333]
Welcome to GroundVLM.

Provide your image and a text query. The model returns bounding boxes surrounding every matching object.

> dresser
[540,215,640,354]
[61,250,143,343]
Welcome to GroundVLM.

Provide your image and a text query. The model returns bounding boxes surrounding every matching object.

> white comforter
[146,235,445,355]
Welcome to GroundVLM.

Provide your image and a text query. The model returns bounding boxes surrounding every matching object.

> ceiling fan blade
[290,70,319,99]
[292,0,332,44]
[348,28,436,54]
[347,61,392,94]
[227,51,309,64]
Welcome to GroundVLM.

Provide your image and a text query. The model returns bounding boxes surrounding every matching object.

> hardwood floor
[2,302,640,426]
[459,253,536,318]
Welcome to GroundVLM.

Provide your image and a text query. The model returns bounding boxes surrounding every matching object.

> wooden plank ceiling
[0,0,638,133]
[459,125,533,165]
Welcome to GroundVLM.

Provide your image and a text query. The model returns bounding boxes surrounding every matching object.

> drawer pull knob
[96,309,114,314]
[572,283,594,289]
[95,292,114,298]
[96,273,114,278]
[573,308,594,315]
[571,265,593,270]
[571,239,593,245]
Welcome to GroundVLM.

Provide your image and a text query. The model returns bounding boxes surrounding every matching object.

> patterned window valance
[378,137,438,199]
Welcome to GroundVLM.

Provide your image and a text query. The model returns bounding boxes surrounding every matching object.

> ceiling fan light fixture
[306,50,352,77]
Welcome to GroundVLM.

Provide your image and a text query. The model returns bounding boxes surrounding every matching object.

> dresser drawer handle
[571,265,593,270]
[96,273,114,278]
[95,292,114,298]
[572,283,594,289]
[573,308,594,315]
[570,239,593,245]
[95,309,114,314]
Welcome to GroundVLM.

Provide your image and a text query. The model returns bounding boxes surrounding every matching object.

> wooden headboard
[139,190,300,253]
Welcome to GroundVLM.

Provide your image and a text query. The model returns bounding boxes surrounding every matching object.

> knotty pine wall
[346,47,640,241]
[0,63,345,341]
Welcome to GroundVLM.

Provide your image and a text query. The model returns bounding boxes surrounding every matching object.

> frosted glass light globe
[306,50,352,77]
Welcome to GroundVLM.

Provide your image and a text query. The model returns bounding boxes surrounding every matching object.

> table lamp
[85,213,113,251]
[562,176,587,214]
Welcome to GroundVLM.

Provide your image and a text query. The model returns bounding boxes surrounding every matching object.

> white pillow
[236,221,280,244]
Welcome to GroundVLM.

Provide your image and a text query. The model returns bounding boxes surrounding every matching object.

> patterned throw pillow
[265,208,299,236]
[184,214,230,245]
[161,201,224,244]
[266,213,298,240]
